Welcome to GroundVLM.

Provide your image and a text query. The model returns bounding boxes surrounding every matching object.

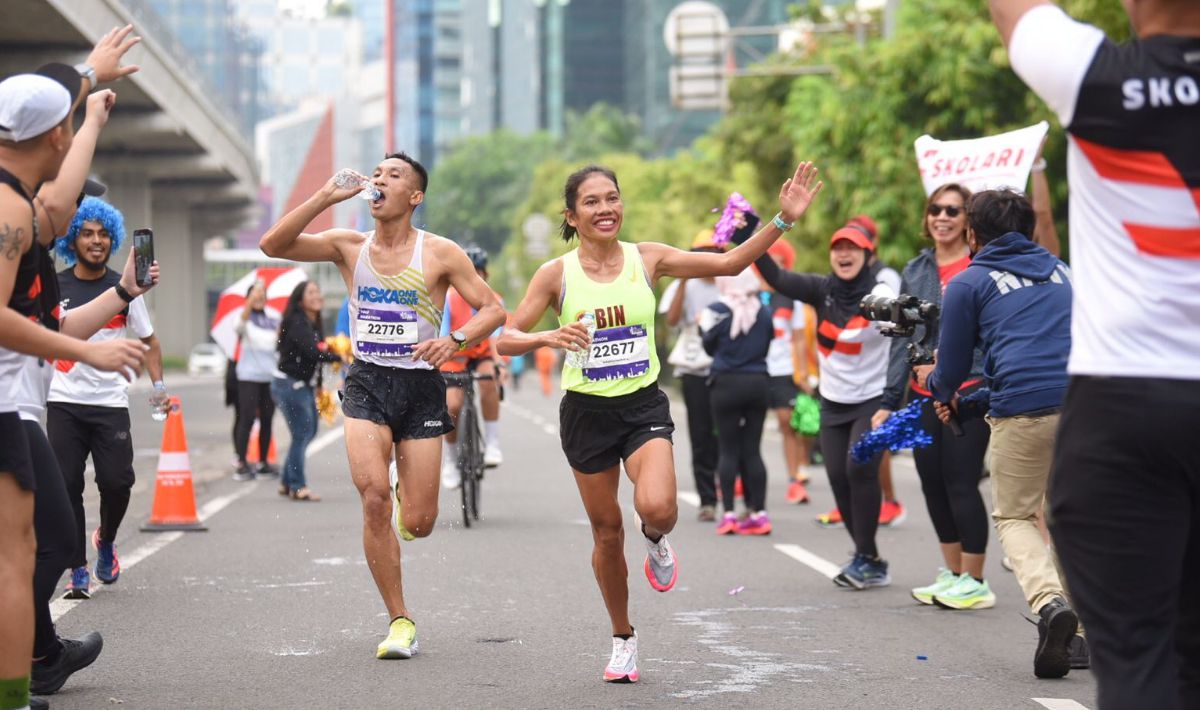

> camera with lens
[860,293,939,367]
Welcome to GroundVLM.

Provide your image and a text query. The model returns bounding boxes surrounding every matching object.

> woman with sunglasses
[873,183,994,609]
[748,220,897,589]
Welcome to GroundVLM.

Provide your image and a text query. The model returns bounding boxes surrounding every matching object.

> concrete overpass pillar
[147,200,206,360]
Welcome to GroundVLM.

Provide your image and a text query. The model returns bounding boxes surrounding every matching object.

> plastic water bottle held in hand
[566,313,596,369]
[149,384,170,422]
[332,169,382,202]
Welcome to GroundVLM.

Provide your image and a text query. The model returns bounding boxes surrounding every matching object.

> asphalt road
[45,373,1098,710]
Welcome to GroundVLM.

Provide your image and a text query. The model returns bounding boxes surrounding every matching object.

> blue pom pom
[851,398,934,464]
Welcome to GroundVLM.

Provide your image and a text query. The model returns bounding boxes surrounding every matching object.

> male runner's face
[568,174,623,241]
[369,158,423,220]
[74,220,112,270]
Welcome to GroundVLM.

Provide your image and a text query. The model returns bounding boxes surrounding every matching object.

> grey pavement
[46,374,1097,709]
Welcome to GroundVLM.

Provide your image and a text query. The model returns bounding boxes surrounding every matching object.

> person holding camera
[874,184,993,611]
[752,221,896,589]
[918,188,1082,679]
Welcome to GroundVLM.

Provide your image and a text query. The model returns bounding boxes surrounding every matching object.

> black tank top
[0,168,60,330]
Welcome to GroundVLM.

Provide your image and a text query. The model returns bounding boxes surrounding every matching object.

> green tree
[559,103,657,160]
[712,0,1131,271]
[420,129,556,256]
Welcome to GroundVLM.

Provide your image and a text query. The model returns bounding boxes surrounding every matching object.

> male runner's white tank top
[348,230,442,369]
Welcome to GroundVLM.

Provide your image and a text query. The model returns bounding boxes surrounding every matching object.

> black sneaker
[1068,634,1090,669]
[31,697,49,710]
[1034,597,1078,679]
[30,631,103,695]
[255,462,279,479]
[232,462,255,482]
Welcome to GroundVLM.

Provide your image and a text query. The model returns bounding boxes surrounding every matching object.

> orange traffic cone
[246,419,278,466]
[141,396,206,532]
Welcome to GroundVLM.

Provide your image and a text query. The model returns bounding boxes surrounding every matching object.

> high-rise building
[141,0,265,137]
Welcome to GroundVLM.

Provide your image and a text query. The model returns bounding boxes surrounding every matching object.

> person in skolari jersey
[991,1,1200,707]
[497,161,823,684]
[259,152,506,660]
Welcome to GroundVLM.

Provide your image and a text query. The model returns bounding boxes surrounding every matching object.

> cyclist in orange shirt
[440,246,506,487]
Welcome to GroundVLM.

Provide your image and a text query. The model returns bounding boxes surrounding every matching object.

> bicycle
[443,371,491,528]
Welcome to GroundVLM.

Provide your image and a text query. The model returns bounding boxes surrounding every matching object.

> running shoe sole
[644,555,678,593]
[603,669,639,683]
[933,593,996,610]
[62,587,91,600]
[376,640,419,659]
[1034,606,1078,679]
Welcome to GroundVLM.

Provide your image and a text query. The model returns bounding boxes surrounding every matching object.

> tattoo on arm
[0,222,26,260]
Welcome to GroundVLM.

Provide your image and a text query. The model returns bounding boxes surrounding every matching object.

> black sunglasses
[927,204,962,218]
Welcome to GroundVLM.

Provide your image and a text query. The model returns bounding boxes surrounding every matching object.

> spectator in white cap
[0,25,145,710]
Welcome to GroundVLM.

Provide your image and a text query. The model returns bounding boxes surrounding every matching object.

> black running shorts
[342,362,454,440]
[768,375,799,410]
[559,384,674,474]
[0,411,35,491]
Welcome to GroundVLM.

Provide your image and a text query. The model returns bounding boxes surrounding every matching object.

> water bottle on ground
[333,169,382,202]
[565,313,596,368]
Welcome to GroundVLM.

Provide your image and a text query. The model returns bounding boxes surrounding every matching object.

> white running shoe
[603,632,639,683]
[643,534,678,592]
[441,458,461,489]
[484,442,503,468]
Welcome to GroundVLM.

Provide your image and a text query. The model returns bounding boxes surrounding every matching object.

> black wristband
[114,284,135,303]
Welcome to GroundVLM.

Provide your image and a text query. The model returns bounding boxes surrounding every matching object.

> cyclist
[440,245,505,487]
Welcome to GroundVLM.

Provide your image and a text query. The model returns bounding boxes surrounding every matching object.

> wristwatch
[451,330,468,351]
[74,63,97,90]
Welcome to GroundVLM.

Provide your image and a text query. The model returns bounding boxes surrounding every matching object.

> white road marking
[773,543,842,580]
[1032,700,1092,710]
[677,491,700,507]
[50,483,260,621]
[52,428,349,622]
[307,426,345,457]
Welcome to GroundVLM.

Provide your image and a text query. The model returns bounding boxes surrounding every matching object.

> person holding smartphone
[48,198,167,599]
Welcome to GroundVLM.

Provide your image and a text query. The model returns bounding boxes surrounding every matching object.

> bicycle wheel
[459,410,479,528]
[468,413,484,521]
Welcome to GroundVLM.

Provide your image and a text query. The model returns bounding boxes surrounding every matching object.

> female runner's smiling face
[567,174,623,241]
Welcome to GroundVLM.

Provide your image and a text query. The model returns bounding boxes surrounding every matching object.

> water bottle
[332,169,382,202]
[149,384,169,422]
[566,313,596,368]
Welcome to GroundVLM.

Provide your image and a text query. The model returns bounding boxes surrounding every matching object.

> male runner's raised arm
[259,174,366,263]
[33,91,114,243]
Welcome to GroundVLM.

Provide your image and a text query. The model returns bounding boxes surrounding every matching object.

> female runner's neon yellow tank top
[558,241,659,396]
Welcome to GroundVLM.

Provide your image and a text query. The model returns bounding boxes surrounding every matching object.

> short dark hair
[383,151,428,192]
[967,188,1035,247]
[559,165,619,241]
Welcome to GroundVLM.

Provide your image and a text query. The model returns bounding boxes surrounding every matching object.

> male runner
[259,153,505,659]
[49,197,168,598]
[440,244,504,487]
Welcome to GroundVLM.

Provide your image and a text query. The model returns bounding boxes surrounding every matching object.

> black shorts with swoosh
[559,384,674,474]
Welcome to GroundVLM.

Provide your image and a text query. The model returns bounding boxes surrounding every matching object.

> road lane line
[307,425,345,457]
[51,483,260,621]
[52,428,348,622]
[677,491,700,507]
[774,543,842,580]
[1032,700,1092,710]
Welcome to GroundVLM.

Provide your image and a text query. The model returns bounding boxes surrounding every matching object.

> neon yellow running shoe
[911,568,957,605]
[377,616,419,659]
[388,461,415,542]
[933,573,996,610]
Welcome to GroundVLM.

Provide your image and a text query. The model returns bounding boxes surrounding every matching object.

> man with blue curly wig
[47,196,168,600]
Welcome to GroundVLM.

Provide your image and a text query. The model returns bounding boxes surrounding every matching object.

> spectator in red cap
[740,223,898,589]
[815,216,907,529]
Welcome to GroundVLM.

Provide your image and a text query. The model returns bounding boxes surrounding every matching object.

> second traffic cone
[246,419,278,465]
[142,396,206,532]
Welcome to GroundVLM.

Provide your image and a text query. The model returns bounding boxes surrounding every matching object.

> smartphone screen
[133,228,154,287]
